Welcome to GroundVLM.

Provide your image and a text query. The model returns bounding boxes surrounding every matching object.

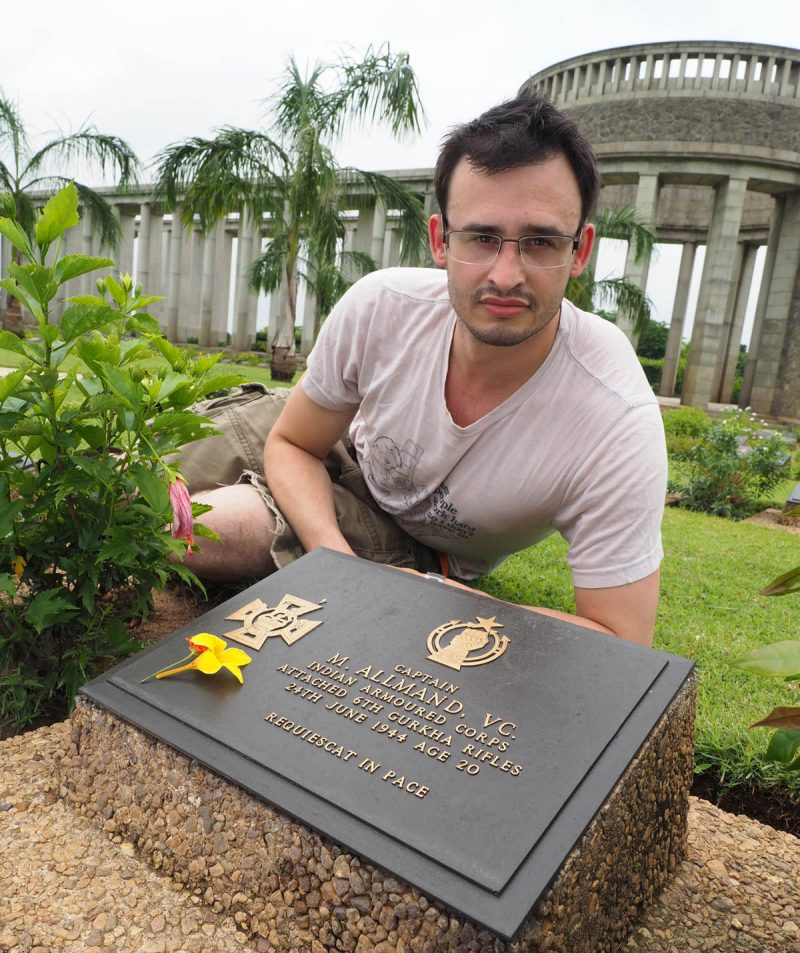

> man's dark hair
[434,95,600,228]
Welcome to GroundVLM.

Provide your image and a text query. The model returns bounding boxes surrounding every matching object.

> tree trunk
[2,297,25,337]
[270,344,296,382]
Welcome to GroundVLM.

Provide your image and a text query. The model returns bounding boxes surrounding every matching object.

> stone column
[178,223,198,342]
[351,201,381,275]
[618,172,660,343]
[117,208,137,276]
[739,196,783,407]
[136,202,152,292]
[744,191,800,415]
[147,212,166,331]
[370,201,387,267]
[382,226,398,269]
[198,224,218,348]
[681,176,748,407]
[211,221,233,347]
[166,207,184,341]
[232,212,255,351]
[715,243,758,403]
[659,242,697,397]
[79,214,95,296]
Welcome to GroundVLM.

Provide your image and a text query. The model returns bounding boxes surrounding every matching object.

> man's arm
[417,570,659,646]
[572,570,660,646]
[264,384,358,556]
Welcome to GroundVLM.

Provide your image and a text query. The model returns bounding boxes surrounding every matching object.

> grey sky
[3,0,797,340]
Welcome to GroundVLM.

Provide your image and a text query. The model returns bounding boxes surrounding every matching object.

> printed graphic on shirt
[365,436,425,507]
[365,437,477,541]
[421,482,476,540]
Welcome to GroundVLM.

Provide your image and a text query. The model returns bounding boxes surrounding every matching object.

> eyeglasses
[444,230,581,269]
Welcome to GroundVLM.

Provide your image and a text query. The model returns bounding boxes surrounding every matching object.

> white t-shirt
[303,268,667,585]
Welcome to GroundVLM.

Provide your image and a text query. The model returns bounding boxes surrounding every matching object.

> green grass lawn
[0,348,301,389]
[475,508,800,801]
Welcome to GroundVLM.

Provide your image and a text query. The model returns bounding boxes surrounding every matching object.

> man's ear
[571,222,595,278]
[429,215,447,268]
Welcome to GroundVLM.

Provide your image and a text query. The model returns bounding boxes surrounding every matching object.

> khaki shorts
[175,384,441,574]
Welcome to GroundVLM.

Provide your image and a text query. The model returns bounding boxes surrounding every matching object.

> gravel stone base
[55,676,695,953]
[2,710,798,952]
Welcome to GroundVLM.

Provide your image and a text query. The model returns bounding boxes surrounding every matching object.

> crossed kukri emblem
[224,595,324,650]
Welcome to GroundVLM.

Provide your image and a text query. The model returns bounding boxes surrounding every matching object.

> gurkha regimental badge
[224,594,324,650]
[426,616,510,671]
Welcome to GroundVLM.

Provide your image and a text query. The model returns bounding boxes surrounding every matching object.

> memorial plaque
[81,548,694,940]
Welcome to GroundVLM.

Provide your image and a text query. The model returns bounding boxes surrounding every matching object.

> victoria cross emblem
[224,594,324,650]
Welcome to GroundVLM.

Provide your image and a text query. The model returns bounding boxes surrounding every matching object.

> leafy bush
[665,433,701,460]
[0,184,241,730]
[662,405,712,438]
[671,409,789,519]
[635,319,669,359]
[638,356,662,389]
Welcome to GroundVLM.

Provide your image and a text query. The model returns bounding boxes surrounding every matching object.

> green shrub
[665,433,701,460]
[662,405,712,438]
[0,185,242,730]
[671,409,790,519]
[638,356,662,389]
[635,319,669,359]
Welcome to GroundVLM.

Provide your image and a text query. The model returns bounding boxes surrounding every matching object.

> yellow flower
[151,633,252,684]
[12,555,26,580]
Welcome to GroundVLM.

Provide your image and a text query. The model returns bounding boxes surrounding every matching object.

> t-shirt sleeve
[300,276,376,410]
[553,403,667,589]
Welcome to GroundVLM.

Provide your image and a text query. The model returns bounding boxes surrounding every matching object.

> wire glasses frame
[444,229,582,269]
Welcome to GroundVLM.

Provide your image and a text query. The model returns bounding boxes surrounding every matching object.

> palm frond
[0,191,14,218]
[592,276,652,335]
[268,58,329,146]
[0,161,15,193]
[324,45,426,140]
[341,168,427,265]
[593,207,656,264]
[0,93,28,170]
[25,128,139,188]
[19,174,121,249]
[0,187,37,240]
[340,249,379,277]
[249,237,289,295]
[565,269,595,313]
[153,127,288,228]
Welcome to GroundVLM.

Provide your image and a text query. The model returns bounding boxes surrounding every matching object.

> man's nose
[486,240,526,289]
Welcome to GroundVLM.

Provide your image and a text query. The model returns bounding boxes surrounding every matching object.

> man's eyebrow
[452,221,574,236]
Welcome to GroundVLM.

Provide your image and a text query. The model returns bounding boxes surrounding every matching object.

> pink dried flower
[169,479,194,554]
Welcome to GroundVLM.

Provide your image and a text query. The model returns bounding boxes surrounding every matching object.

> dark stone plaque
[81,549,693,939]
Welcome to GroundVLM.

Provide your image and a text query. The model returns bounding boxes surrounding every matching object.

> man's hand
[264,384,357,556]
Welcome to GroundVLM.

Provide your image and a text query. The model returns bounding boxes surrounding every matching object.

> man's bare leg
[185,484,277,581]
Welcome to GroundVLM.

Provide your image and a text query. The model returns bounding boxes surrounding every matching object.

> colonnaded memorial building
[2,40,800,419]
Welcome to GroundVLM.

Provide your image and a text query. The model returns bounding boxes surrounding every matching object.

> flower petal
[221,661,244,684]
[190,633,227,655]
[169,479,194,541]
[195,652,223,675]
[219,647,252,668]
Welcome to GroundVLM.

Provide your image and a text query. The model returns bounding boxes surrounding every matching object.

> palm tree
[0,92,140,331]
[566,207,657,336]
[154,45,428,378]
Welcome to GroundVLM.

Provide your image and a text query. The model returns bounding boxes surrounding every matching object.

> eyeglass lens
[447,232,575,268]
